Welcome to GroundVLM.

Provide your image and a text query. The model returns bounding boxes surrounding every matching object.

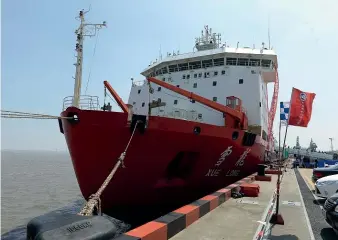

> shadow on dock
[320,228,338,240]
[268,234,299,240]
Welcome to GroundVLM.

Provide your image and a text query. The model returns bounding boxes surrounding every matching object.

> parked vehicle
[322,192,338,235]
[315,174,338,198]
[312,164,338,183]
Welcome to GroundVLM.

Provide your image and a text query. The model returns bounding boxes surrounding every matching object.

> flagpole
[275,120,282,216]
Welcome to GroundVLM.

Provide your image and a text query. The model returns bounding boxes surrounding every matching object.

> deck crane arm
[147,77,248,130]
[103,80,129,113]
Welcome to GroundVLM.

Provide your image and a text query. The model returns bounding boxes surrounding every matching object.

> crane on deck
[147,77,248,130]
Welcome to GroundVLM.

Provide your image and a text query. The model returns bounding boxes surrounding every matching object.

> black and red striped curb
[115,174,256,240]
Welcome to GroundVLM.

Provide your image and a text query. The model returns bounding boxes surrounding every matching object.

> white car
[315,174,338,198]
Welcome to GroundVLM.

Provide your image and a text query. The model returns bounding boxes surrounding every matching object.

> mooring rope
[79,120,141,216]
[1,110,72,120]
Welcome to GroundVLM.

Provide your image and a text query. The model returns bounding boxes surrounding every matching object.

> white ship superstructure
[128,26,277,141]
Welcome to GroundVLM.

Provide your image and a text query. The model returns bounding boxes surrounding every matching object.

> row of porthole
[183,70,226,79]
[139,96,218,108]
[193,126,239,140]
[137,78,244,95]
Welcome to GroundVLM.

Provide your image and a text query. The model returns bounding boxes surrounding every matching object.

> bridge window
[142,102,145,107]
[202,59,213,68]
[213,58,224,66]
[158,87,161,91]
[213,97,218,102]
[138,89,141,94]
[238,58,249,66]
[194,73,197,78]
[249,59,260,67]
[193,83,197,88]
[161,67,168,74]
[178,63,189,71]
[213,81,217,86]
[189,61,202,69]
[187,74,190,79]
[214,71,218,76]
[204,72,210,78]
[198,73,202,78]
[182,75,186,79]
[261,59,271,68]
[239,79,243,84]
[174,100,178,105]
[221,70,226,75]
[169,64,178,73]
[226,58,237,65]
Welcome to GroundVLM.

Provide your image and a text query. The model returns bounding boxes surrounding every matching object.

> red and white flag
[288,87,316,127]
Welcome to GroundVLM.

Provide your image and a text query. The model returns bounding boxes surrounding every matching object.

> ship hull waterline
[60,107,265,213]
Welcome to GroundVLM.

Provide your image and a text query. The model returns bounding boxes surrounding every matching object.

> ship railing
[63,95,100,111]
[163,108,202,122]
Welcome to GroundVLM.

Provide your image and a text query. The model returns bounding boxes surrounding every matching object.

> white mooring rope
[1,110,73,120]
[79,120,141,216]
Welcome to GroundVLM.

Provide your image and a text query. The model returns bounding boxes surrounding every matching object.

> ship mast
[72,10,106,108]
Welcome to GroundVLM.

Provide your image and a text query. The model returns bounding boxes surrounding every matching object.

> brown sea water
[1,150,81,234]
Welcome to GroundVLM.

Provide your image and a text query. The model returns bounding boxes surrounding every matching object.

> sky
[1,0,338,151]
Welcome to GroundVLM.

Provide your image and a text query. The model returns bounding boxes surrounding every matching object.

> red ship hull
[60,107,265,212]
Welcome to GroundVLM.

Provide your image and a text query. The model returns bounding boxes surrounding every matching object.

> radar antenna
[195,25,221,51]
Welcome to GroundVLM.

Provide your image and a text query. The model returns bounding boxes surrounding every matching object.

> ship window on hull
[213,58,224,66]
[238,58,249,66]
[158,87,161,91]
[226,58,237,65]
[214,71,218,76]
[138,89,141,94]
[202,59,213,68]
[193,83,197,88]
[239,79,244,84]
[221,70,226,75]
[174,100,178,105]
[183,75,186,79]
[176,85,180,88]
[189,61,202,69]
[213,97,217,102]
[198,73,202,78]
[204,72,210,78]
[187,74,190,79]
[142,102,145,107]
[194,73,197,78]
[213,81,217,86]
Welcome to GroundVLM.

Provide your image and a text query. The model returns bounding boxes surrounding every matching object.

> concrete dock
[117,162,338,240]
[171,170,314,240]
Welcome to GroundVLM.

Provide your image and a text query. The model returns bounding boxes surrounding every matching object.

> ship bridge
[128,26,279,140]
